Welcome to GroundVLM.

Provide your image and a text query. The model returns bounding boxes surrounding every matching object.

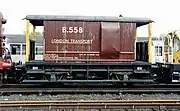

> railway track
[1,83,180,94]
[0,100,180,110]
[1,87,180,95]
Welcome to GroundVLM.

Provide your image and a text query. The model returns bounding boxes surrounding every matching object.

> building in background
[5,34,43,64]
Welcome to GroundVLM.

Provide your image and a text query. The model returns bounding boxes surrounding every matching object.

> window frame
[10,43,22,55]
[155,46,163,56]
[9,43,44,56]
[35,45,43,55]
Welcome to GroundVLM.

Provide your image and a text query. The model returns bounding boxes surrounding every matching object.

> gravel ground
[0,93,180,101]
[1,94,179,111]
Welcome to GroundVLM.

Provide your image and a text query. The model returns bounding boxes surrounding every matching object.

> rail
[0,100,180,110]
[2,87,180,94]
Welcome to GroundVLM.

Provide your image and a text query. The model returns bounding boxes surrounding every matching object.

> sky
[0,0,180,37]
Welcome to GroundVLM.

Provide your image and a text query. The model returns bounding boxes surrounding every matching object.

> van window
[22,44,26,55]
[155,46,162,56]
[35,46,43,55]
[10,44,21,55]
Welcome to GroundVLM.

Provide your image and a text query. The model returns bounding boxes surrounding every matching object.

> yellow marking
[148,23,152,63]
[173,52,180,64]
[25,20,30,62]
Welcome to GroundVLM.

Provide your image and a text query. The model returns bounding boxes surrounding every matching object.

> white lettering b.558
[62,27,83,34]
